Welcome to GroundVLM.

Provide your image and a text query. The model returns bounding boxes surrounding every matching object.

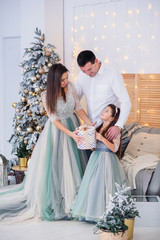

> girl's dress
[71,137,124,222]
[0,82,87,223]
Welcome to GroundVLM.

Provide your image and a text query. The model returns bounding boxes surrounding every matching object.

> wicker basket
[100,230,128,240]
[76,125,96,149]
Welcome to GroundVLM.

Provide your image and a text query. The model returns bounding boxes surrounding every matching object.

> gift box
[76,125,96,150]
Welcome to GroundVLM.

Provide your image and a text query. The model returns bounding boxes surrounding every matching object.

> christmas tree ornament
[36,125,42,131]
[35,100,39,105]
[27,127,33,133]
[17,116,21,120]
[23,69,27,73]
[12,102,17,108]
[39,68,44,74]
[45,51,51,57]
[36,74,40,79]
[19,62,22,67]
[16,126,22,132]
[21,96,27,102]
[24,89,29,94]
[40,109,45,115]
[24,140,28,145]
[15,108,20,113]
[29,91,33,96]
[31,76,37,83]
[32,65,35,68]
[35,87,40,93]
[27,109,32,115]
[48,62,52,68]
[28,48,32,52]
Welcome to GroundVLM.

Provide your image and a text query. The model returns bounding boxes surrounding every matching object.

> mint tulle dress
[71,139,124,222]
[0,82,87,224]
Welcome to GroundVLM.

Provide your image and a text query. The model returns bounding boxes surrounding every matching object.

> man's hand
[106,126,121,141]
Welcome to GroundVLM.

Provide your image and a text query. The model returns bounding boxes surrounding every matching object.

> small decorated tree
[9,28,60,155]
[94,184,139,240]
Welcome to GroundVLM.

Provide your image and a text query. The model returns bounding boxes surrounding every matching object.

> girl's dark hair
[46,63,68,113]
[96,104,121,158]
[96,104,120,137]
[77,50,96,67]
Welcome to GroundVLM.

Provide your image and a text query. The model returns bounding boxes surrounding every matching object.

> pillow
[122,121,142,139]
[124,132,160,158]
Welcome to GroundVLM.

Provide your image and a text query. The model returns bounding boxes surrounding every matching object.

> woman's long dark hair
[96,104,121,158]
[46,63,68,113]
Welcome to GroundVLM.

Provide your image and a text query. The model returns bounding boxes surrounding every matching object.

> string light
[111,23,116,28]
[136,9,140,14]
[90,12,95,17]
[124,55,128,60]
[105,58,110,64]
[128,10,133,15]
[71,0,159,78]
[148,3,152,10]
[80,26,84,31]
[125,22,130,28]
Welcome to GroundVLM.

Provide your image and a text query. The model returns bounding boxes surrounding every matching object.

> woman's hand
[70,131,84,145]
[95,131,103,141]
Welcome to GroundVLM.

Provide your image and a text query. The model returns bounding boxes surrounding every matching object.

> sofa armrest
[146,161,160,195]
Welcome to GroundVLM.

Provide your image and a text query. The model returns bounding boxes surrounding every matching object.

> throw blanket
[121,154,160,189]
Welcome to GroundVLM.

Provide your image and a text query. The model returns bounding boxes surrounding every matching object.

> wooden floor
[0,220,160,240]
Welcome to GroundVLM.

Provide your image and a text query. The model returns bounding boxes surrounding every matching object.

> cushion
[124,132,160,158]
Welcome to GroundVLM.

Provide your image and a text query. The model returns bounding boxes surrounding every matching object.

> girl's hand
[95,131,103,141]
[90,121,97,126]
[71,131,84,144]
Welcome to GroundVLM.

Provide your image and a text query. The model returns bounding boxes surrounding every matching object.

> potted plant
[94,188,128,240]
[94,183,140,240]
[15,140,30,168]
[112,183,140,240]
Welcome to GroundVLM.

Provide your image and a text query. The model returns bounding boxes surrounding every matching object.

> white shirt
[75,62,131,128]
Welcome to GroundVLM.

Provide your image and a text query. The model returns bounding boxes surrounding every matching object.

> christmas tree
[9,28,60,155]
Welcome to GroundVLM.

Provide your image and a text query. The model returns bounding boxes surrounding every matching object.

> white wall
[64,0,160,78]
[20,0,45,54]
[0,0,21,159]
[45,0,64,62]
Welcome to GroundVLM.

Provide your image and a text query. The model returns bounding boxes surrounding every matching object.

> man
[75,50,131,140]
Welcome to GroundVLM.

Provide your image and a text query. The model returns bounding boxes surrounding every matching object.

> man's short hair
[77,50,96,67]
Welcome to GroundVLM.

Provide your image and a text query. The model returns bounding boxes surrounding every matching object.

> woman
[0,63,93,223]
[71,104,124,222]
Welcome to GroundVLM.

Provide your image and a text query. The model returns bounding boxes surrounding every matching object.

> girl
[0,63,93,223]
[71,104,124,222]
